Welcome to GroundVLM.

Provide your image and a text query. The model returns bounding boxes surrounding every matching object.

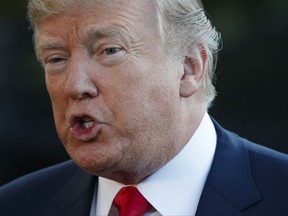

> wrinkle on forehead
[35,0,158,29]
[35,0,159,54]
[81,25,133,46]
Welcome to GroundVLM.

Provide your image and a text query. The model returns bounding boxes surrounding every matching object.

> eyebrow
[36,40,66,60]
[82,25,131,46]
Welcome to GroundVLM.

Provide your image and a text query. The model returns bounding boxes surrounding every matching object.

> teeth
[82,121,94,129]
[81,118,94,129]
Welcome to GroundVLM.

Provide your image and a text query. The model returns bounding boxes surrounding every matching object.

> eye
[103,47,122,55]
[42,55,68,74]
[47,57,65,64]
[95,45,126,66]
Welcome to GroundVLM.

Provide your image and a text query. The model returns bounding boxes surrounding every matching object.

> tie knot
[113,186,152,216]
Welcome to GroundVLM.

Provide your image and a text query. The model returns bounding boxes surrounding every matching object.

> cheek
[47,89,61,116]
[45,78,67,132]
[46,76,66,108]
[46,76,59,100]
[104,62,180,122]
[108,78,179,134]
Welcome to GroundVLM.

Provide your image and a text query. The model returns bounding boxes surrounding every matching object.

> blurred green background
[0,0,287,185]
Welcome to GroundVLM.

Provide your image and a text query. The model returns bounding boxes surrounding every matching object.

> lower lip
[70,123,103,142]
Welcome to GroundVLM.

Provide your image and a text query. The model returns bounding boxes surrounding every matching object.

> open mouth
[69,114,102,141]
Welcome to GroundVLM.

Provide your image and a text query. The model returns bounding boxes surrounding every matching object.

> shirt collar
[95,113,216,215]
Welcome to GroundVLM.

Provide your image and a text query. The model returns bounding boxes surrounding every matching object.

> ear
[180,47,208,98]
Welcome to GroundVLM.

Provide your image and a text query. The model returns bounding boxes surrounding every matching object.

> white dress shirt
[90,113,217,216]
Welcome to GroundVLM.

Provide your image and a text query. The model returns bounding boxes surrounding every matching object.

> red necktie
[113,186,152,216]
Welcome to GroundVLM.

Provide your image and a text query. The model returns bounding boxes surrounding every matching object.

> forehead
[35,0,158,43]
[35,0,157,53]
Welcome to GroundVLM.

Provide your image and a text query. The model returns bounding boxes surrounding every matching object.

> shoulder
[0,160,79,213]
[0,160,78,192]
[243,138,288,183]
[241,138,288,212]
[213,118,288,201]
[244,138,288,166]
[209,118,288,213]
[212,117,288,168]
[229,128,288,174]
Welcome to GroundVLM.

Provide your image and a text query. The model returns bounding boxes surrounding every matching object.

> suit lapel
[54,167,97,216]
[196,119,261,215]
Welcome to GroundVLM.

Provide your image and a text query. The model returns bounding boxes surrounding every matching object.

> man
[0,0,287,215]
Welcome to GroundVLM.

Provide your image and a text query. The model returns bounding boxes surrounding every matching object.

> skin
[36,0,208,184]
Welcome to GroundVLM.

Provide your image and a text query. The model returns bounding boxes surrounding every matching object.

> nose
[64,56,98,100]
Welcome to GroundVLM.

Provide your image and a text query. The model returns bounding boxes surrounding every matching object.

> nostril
[77,87,99,99]
[77,92,91,100]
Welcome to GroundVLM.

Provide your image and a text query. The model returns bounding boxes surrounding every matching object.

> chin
[68,144,120,174]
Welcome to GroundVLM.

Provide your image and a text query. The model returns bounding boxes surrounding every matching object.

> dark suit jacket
[1,120,288,216]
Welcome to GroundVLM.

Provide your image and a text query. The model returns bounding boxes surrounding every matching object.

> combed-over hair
[27,0,221,106]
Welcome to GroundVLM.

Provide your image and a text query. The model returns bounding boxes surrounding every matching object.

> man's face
[37,0,186,183]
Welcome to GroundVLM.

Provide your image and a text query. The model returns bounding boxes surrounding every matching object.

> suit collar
[54,167,97,216]
[196,119,261,215]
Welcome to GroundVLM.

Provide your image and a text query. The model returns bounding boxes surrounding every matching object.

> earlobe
[179,47,207,98]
